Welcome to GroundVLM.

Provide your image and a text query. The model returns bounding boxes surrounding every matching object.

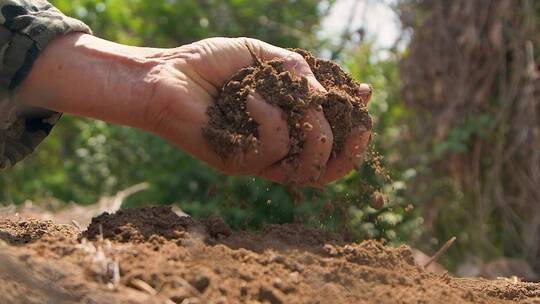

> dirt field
[1,206,539,304]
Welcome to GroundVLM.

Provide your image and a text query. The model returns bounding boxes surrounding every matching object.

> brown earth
[1,206,540,304]
[203,48,372,165]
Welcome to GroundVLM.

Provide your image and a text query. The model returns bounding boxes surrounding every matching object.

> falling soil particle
[203,48,372,166]
[370,190,387,210]
[1,206,540,304]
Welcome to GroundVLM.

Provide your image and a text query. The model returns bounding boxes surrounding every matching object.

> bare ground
[1,206,539,304]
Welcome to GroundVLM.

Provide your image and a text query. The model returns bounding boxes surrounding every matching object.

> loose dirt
[1,206,539,304]
[203,48,372,165]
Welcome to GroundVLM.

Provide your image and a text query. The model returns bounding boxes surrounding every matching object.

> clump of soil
[82,206,194,243]
[203,48,372,164]
[1,207,540,304]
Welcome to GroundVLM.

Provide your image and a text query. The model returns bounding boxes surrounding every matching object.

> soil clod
[82,206,193,242]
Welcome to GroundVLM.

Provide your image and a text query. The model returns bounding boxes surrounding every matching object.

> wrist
[15,33,163,129]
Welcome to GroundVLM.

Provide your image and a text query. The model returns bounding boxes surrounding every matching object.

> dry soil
[1,206,539,304]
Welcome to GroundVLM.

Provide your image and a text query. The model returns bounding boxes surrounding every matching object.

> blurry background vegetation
[1,0,539,275]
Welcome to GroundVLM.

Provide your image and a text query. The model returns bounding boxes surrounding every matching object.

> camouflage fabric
[0,0,91,169]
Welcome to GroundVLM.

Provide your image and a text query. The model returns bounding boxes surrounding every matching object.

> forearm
[14,33,162,129]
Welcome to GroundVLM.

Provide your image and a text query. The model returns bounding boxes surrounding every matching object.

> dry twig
[129,278,157,296]
[71,219,82,230]
[424,237,456,268]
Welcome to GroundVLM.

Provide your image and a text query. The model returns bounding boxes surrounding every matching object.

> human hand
[145,37,372,186]
[17,35,371,186]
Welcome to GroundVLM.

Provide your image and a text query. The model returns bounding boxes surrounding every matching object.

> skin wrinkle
[104,56,113,106]
[147,67,210,138]
[191,42,220,84]
[73,36,161,70]
[144,75,182,135]
[140,66,162,131]
[198,41,241,87]
[179,62,217,97]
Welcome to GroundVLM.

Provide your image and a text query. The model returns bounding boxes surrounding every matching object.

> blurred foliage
[398,0,540,272]
[52,0,328,48]
[1,0,423,245]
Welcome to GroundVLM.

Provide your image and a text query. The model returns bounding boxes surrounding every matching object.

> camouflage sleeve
[0,0,91,170]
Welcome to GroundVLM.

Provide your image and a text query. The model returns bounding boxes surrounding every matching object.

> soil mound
[203,48,372,164]
[83,206,194,242]
[1,207,540,304]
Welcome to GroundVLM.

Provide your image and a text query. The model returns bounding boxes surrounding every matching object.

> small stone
[240,283,249,297]
[323,244,339,256]
[303,122,313,131]
[258,287,283,304]
[180,298,200,304]
[343,245,355,254]
[218,286,228,295]
[215,297,228,304]
[272,278,283,289]
[269,254,285,263]
[189,275,210,293]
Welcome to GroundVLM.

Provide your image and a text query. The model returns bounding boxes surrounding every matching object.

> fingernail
[358,83,372,96]
[358,83,372,103]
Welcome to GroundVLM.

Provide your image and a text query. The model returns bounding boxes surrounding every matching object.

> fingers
[319,127,371,183]
[261,108,333,185]
[237,92,290,174]
[358,83,373,105]
[250,38,334,185]
[244,38,336,185]
[293,108,334,184]
[205,92,290,176]
[318,83,372,183]
[261,81,372,185]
